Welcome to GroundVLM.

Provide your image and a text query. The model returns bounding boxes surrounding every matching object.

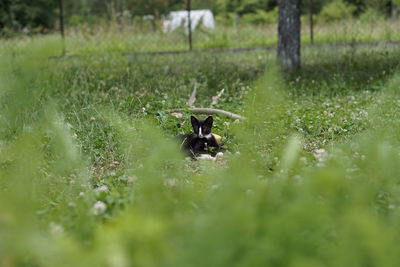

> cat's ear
[191,115,199,128]
[204,116,213,128]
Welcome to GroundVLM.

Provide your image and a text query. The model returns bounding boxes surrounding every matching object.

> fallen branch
[186,84,197,107]
[169,107,246,120]
[211,88,225,107]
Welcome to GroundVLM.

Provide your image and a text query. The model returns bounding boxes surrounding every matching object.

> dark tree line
[0,0,58,33]
[1,0,398,35]
[0,0,184,34]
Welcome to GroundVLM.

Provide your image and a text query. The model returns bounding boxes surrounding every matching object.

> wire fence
[55,0,400,57]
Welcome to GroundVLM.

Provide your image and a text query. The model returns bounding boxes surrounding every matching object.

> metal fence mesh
[55,0,400,56]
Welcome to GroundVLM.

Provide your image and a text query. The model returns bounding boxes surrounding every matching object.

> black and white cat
[178,115,221,157]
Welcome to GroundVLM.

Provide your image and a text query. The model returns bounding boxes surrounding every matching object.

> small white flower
[299,157,307,164]
[293,175,303,183]
[316,162,326,167]
[216,152,224,158]
[127,176,138,184]
[49,222,64,237]
[95,185,109,193]
[93,201,107,215]
[314,148,327,162]
[23,125,33,132]
[210,184,220,191]
[164,178,177,188]
[245,189,254,195]
[79,192,85,197]
[171,112,183,118]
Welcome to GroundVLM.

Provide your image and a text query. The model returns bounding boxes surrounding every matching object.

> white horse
[163,10,215,33]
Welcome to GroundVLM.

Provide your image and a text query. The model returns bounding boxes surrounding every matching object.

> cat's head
[190,115,213,139]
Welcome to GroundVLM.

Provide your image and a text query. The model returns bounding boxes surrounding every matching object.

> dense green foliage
[2,19,399,56]
[1,0,399,36]
[0,0,58,34]
[1,34,400,266]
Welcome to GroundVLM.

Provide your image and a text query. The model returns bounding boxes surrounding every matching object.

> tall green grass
[2,19,400,56]
[65,19,400,54]
[1,38,400,266]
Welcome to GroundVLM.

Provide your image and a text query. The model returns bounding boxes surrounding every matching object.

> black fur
[177,115,221,157]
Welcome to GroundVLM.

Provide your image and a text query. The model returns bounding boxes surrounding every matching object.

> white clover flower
[95,185,109,193]
[171,112,183,118]
[209,184,220,191]
[49,222,64,237]
[164,178,177,188]
[213,152,224,162]
[93,201,107,215]
[127,175,138,184]
[299,157,307,163]
[314,148,327,162]
[246,189,254,196]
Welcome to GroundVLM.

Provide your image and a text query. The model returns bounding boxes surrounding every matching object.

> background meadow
[1,34,400,266]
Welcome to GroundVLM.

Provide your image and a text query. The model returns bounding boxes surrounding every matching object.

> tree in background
[1,0,399,36]
[393,0,400,20]
[0,0,58,34]
[0,0,13,32]
[191,0,220,11]
[346,0,398,18]
[277,0,301,70]
[127,0,182,18]
[221,0,277,14]
[65,0,126,26]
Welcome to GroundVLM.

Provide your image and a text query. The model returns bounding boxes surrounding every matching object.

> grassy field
[65,19,400,53]
[1,19,400,55]
[1,31,400,266]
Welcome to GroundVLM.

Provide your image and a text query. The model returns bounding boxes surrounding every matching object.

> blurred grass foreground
[2,40,400,267]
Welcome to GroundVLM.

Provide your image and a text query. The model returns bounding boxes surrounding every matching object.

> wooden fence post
[187,0,193,51]
[59,0,66,55]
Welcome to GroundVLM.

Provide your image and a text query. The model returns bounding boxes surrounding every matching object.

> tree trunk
[236,13,241,27]
[59,0,65,55]
[309,0,314,44]
[187,0,193,51]
[392,2,399,22]
[59,0,65,39]
[277,0,301,70]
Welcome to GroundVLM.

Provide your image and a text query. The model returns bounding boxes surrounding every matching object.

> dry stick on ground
[186,84,197,107]
[211,88,225,107]
[169,107,246,120]
[170,85,246,120]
